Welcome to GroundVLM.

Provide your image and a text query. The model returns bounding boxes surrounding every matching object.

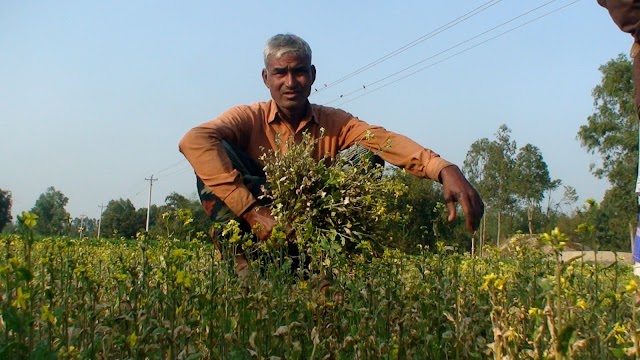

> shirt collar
[267,100,319,125]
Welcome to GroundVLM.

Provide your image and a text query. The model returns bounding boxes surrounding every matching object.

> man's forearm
[179,127,257,216]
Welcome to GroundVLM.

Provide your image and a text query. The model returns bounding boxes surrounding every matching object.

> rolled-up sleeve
[338,115,454,182]
[178,107,258,216]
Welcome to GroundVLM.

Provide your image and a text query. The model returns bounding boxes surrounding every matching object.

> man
[597,1,640,276]
[597,0,640,114]
[179,34,484,275]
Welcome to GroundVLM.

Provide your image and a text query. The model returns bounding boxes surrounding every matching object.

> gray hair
[263,34,312,67]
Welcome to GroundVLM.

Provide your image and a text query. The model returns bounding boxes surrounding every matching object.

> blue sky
[0,0,631,220]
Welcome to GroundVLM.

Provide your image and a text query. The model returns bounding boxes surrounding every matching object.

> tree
[0,189,12,232]
[463,125,517,244]
[513,144,556,236]
[577,54,638,249]
[383,168,471,252]
[30,186,71,236]
[100,199,144,239]
[70,216,98,238]
[546,184,578,220]
[150,192,211,239]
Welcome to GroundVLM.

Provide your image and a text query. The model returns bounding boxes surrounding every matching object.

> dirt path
[560,251,633,264]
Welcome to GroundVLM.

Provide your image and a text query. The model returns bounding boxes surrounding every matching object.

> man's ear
[311,64,316,85]
[262,68,268,87]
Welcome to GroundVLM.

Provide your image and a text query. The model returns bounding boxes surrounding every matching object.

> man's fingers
[446,196,457,223]
[439,166,484,233]
[452,192,483,232]
[285,224,294,236]
[457,195,475,231]
[462,197,483,232]
[465,212,475,232]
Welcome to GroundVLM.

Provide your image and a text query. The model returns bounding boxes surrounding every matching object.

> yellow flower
[41,305,56,323]
[12,287,30,309]
[0,265,11,274]
[73,266,93,278]
[528,307,543,317]
[612,322,627,334]
[113,273,127,282]
[170,248,188,260]
[576,222,595,234]
[176,270,191,288]
[298,281,308,291]
[576,299,588,310]
[127,332,138,347]
[18,211,38,228]
[626,279,638,292]
[480,273,497,291]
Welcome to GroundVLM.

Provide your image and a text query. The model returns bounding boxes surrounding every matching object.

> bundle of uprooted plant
[256,130,407,266]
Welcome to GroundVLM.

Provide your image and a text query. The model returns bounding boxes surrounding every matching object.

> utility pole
[78,214,86,239]
[145,175,157,232]
[97,203,106,239]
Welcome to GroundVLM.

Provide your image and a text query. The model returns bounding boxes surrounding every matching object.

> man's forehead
[266,52,311,67]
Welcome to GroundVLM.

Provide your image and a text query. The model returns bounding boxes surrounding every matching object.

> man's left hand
[439,165,484,232]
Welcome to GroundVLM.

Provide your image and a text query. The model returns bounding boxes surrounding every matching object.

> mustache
[282,87,303,92]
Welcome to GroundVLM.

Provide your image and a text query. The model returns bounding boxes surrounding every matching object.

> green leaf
[186,353,203,360]
[0,341,28,359]
[15,266,33,282]
[30,341,57,360]
[609,347,626,358]
[557,324,576,355]
[2,304,24,334]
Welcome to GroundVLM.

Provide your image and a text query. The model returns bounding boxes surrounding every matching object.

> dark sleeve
[598,0,640,42]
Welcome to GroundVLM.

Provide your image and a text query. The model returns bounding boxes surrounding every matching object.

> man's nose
[284,72,297,87]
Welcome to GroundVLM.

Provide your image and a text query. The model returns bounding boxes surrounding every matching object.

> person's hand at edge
[240,205,294,242]
[439,165,484,232]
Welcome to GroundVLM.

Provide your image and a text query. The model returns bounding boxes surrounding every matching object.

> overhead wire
[328,0,580,107]
[312,0,504,95]
[162,164,193,178]
[324,0,561,105]
[152,159,189,176]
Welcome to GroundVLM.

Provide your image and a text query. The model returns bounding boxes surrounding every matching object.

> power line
[118,181,148,202]
[153,159,188,176]
[329,0,579,107]
[312,0,504,95]
[162,164,193,178]
[324,0,562,105]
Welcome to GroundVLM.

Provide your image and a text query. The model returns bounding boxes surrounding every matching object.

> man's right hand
[241,205,278,242]
[241,205,293,242]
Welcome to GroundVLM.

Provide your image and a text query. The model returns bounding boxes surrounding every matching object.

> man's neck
[277,104,309,131]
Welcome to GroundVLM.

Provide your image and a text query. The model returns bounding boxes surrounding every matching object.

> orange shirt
[179,100,453,216]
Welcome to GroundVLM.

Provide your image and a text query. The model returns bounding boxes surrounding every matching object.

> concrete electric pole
[145,175,157,232]
[97,203,106,239]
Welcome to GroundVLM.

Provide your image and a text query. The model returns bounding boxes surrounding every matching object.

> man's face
[262,52,316,116]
